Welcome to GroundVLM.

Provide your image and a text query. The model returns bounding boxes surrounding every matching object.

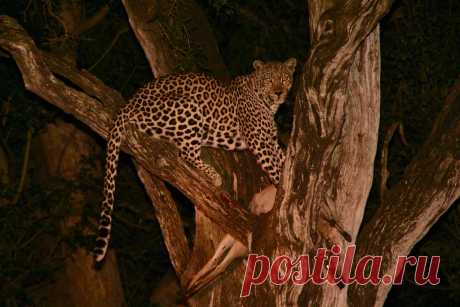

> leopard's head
[251,58,297,113]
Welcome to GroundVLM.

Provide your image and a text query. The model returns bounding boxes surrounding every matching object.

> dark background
[0,0,459,306]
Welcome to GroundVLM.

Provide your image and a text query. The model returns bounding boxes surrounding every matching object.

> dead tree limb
[0,14,252,248]
[248,0,393,305]
[349,77,460,307]
[121,0,177,76]
[119,2,267,306]
[120,0,236,289]
[136,165,190,284]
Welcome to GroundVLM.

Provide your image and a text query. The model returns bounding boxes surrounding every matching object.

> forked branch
[0,15,252,247]
[350,77,460,307]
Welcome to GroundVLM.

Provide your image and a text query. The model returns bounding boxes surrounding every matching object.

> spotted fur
[94,58,297,264]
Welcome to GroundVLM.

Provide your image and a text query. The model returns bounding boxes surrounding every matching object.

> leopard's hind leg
[175,132,222,187]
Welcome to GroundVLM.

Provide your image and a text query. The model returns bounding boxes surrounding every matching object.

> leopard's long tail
[94,115,125,265]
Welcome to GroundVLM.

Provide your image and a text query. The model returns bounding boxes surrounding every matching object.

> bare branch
[124,127,253,245]
[350,77,460,307]
[42,52,125,110]
[136,165,190,284]
[0,16,113,138]
[12,128,32,205]
[0,14,252,248]
[121,0,176,77]
[88,26,129,71]
[304,0,393,137]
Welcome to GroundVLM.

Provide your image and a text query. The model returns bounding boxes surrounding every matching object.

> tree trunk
[248,5,384,306]
[248,0,459,306]
[1,0,459,306]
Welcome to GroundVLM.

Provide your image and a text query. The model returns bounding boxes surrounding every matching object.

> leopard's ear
[253,59,264,70]
[285,58,297,74]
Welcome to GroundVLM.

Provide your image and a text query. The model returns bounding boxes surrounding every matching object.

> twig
[88,26,129,71]
[12,128,32,205]
[398,122,408,146]
[23,0,34,22]
[75,4,110,36]
[120,65,137,93]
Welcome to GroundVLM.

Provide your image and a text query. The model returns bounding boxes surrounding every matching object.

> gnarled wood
[119,2,268,306]
[3,0,458,305]
[0,14,251,253]
[136,165,190,284]
[121,0,229,80]
[349,77,460,307]
[248,0,392,305]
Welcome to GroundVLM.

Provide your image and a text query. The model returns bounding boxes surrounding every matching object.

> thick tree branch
[42,52,125,110]
[0,15,252,247]
[349,78,460,307]
[305,0,393,137]
[136,165,190,285]
[121,0,229,80]
[121,0,194,279]
[120,1,236,290]
[124,127,253,245]
[121,0,177,76]
[250,1,393,305]
[0,16,112,138]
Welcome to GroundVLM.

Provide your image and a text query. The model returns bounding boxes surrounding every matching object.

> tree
[0,0,459,306]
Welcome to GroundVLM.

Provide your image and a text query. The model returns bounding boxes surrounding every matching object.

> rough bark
[249,0,391,306]
[120,2,267,306]
[0,7,261,305]
[121,0,229,80]
[247,0,459,306]
[2,0,458,305]
[121,0,177,76]
[348,77,460,307]
[0,15,251,248]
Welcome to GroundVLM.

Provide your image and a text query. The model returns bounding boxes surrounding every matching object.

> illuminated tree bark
[248,0,459,306]
[1,0,459,306]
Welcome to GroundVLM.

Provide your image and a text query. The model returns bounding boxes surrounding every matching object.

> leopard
[94,58,297,264]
